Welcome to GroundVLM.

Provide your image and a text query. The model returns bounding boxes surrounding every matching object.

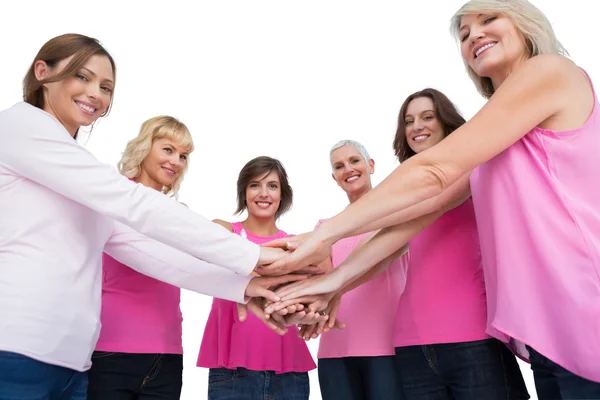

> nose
[412,119,424,132]
[168,154,184,169]
[87,83,102,100]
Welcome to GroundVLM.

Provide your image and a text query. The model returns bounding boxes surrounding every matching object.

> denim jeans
[87,351,182,400]
[0,351,87,400]
[318,355,403,400]
[394,338,529,400]
[208,367,309,400]
[527,345,600,399]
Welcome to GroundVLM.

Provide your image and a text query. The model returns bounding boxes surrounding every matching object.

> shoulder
[519,55,580,86]
[212,219,233,232]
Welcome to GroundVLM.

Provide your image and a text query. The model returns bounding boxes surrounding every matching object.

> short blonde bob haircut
[118,116,194,196]
[450,0,567,98]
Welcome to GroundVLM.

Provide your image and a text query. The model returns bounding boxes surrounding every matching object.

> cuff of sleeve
[230,274,254,304]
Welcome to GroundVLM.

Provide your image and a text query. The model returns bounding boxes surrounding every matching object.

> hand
[264,270,346,312]
[237,298,288,335]
[258,232,333,276]
[297,293,345,340]
[244,274,307,302]
[256,246,289,268]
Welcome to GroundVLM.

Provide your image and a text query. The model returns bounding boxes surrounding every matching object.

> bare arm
[315,55,579,246]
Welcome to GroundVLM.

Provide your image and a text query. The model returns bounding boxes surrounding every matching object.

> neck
[242,214,279,237]
[43,104,78,137]
[135,170,163,192]
[347,185,371,204]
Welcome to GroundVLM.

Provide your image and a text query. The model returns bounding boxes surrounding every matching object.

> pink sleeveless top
[393,199,490,347]
[96,253,183,354]
[316,220,408,359]
[197,222,316,373]
[470,69,600,382]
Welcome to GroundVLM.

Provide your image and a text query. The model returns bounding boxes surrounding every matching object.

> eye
[180,154,187,161]
[101,86,113,94]
[404,120,414,126]
[163,147,172,153]
[335,165,343,169]
[351,159,359,164]
[460,33,469,43]
[483,16,497,24]
[76,73,89,82]
[249,183,259,188]
[269,183,279,189]
[423,115,434,121]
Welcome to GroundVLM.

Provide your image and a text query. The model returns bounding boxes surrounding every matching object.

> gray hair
[329,140,371,171]
[450,0,567,99]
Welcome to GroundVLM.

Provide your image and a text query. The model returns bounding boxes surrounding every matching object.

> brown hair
[393,88,466,162]
[23,33,116,116]
[235,156,293,220]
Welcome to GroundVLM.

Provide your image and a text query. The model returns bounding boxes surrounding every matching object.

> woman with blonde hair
[264,1,600,398]
[87,115,194,399]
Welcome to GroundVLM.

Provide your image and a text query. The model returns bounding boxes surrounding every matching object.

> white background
[1,1,597,399]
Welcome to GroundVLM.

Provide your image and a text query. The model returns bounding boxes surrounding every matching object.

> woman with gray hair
[265,0,600,398]
[302,139,407,400]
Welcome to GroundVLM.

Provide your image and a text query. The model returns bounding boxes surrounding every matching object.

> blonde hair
[450,0,567,98]
[118,116,194,196]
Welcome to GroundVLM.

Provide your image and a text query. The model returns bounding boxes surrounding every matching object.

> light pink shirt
[0,103,258,371]
[198,223,316,373]
[317,220,408,359]
[470,69,600,382]
[393,199,490,347]
[95,253,183,354]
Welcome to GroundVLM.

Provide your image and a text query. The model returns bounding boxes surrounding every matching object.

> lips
[345,175,360,183]
[473,41,497,58]
[161,167,177,176]
[255,201,272,209]
[412,134,430,143]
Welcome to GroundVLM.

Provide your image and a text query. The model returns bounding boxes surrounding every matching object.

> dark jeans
[87,351,182,400]
[394,338,529,400]
[318,355,403,400]
[0,351,87,400]
[527,345,600,399]
[208,367,309,400]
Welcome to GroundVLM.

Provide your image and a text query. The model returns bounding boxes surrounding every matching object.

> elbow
[419,161,449,197]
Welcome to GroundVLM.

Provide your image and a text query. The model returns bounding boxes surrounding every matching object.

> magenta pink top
[96,253,183,354]
[470,69,600,382]
[393,199,490,347]
[317,220,408,359]
[197,222,316,373]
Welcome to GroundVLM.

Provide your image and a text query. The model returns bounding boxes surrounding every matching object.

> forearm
[345,172,471,237]
[334,210,443,286]
[340,244,407,294]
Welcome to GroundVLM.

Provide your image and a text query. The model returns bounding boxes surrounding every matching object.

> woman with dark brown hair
[197,156,316,400]
[389,88,527,399]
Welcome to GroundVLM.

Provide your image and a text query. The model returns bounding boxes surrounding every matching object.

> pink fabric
[318,220,408,358]
[198,222,315,373]
[95,253,183,354]
[393,199,490,347]
[470,69,600,382]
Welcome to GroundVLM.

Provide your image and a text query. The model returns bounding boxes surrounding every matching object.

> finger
[293,266,326,275]
[328,297,342,329]
[273,279,315,299]
[286,304,297,314]
[265,274,308,287]
[260,237,293,249]
[236,303,248,322]
[284,311,307,326]
[256,258,291,276]
[316,318,328,335]
[265,296,320,314]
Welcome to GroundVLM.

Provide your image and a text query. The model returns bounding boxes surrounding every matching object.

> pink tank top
[96,253,183,354]
[393,199,489,347]
[470,69,600,382]
[197,222,315,373]
[317,220,408,358]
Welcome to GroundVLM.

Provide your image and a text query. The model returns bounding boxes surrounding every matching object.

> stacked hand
[241,231,347,337]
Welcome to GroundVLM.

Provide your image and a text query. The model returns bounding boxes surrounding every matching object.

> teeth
[475,42,496,57]
[162,167,175,175]
[77,102,95,113]
[413,135,429,142]
[257,202,270,207]
[346,176,359,182]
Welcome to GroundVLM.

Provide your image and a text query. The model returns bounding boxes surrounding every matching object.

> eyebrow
[81,67,115,85]
[163,143,190,155]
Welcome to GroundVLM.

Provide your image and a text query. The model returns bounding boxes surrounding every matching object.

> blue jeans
[87,352,182,400]
[0,351,87,400]
[208,367,309,400]
[527,346,600,399]
[394,339,529,400]
[318,355,403,400]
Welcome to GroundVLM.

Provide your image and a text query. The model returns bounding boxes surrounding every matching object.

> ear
[331,173,341,187]
[34,60,52,82]
[368,159,375,174]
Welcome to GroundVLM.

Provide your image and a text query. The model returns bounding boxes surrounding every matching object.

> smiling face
[245,170,282,219]
[459,13,529,83]
[331,145,374,196]
[36,54,115,136]
[404,97,445,154]
[138,138,190,191]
